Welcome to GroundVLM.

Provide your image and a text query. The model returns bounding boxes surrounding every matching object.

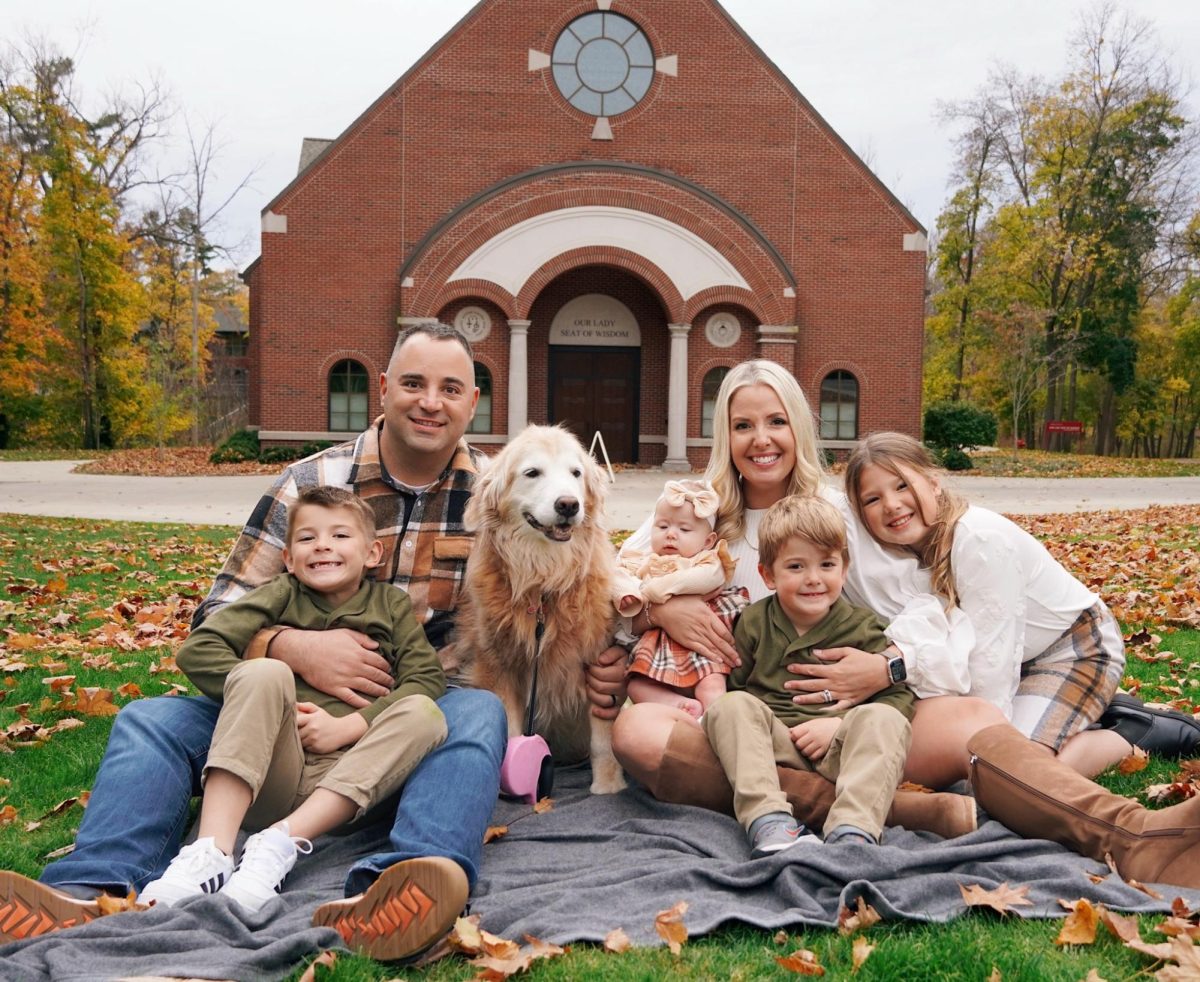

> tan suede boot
[968,722,1200,888]
[654,720,977,838]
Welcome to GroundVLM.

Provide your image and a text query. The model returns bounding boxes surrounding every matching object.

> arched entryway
[528,265,669,463]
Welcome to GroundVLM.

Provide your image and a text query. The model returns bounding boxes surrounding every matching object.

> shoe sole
[0,871,101,944]
[310,856,467,962]
[751,833,822,858]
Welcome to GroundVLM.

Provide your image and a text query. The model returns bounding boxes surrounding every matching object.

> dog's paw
[590,758,627,795]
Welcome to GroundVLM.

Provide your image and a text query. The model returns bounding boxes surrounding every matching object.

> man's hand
[296,702,368,754]
[789,717,841,761]
[586,645,628,720]
[651,595,740,667]
[271,628,393,708]
[783,646,890,712]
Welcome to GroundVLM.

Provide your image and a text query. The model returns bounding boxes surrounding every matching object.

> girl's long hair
[844,432,967,606]
[704,360,825,544]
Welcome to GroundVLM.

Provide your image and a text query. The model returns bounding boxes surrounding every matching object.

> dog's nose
[554,497,580,519]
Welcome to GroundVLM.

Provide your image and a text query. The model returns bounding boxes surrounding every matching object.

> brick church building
[244,0,926,467]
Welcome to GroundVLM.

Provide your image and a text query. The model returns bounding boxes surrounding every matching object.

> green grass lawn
[2,513,1198,979]
[965,448,1200,478]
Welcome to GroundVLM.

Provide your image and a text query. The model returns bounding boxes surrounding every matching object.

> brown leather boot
[968,722,1200,888]
[654,720,977,837]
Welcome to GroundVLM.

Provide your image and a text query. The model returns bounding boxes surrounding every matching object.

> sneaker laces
[237,826,313,880]
[169,838,228,875]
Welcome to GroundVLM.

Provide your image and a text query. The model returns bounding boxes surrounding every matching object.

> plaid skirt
[1010,601,1126,751]
[627,587,750,689]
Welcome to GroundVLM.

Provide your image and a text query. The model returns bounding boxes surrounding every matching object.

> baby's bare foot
[674,696,703,719]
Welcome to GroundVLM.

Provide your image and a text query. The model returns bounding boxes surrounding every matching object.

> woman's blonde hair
[843,432,967,606]
[704,360,825,543]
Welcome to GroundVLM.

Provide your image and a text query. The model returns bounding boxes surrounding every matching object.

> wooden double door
[549,347,640,463]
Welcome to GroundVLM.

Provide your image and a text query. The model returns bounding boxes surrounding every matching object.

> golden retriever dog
[455,424,626,794]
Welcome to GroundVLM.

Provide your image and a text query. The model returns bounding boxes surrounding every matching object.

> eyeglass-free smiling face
[727,383,796,509]
[854,461,941,550]
[759,535,846,631]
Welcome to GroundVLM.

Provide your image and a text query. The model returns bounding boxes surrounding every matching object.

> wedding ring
[821,689,834,704]
[609,693,620,708]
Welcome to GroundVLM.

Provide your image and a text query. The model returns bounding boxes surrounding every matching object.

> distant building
[245,0,926,466]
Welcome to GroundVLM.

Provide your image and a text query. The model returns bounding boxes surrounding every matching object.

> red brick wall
[249,0,925,451]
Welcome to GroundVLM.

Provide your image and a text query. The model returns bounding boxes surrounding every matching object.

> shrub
[258,441,333,465]
[210,430,260,464]
[938,447,974,471]
[924,402,997,455]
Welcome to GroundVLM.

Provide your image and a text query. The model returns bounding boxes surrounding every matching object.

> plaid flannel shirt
[196,420,484,665]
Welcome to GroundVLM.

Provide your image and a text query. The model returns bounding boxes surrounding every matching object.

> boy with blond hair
[140,485,447,911]
[703,495,914,856]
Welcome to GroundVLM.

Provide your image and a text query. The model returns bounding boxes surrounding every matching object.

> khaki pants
[702,691,910,840]
[203,659,447,832]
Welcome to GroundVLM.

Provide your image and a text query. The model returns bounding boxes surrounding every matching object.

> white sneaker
[139,837,234,907]
[222,823,313,913]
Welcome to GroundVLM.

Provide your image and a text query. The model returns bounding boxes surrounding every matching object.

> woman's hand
[789,717,841,761]
[784,646,890,712]
[296,702,368,754]
[651,595,740,667]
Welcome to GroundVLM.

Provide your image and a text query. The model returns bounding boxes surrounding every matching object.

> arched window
[820,370,858,440]
[468,362,493,434]
[329,360,369,432]
[700,367,730,438]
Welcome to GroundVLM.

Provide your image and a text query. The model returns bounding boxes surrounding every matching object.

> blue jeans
[41,687,506,896]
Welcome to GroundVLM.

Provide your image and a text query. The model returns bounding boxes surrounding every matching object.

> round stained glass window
[551,12,654,117]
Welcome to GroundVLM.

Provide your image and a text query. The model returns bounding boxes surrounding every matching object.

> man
[1,324,509,962]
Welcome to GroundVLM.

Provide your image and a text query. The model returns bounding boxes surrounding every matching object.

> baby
[613,480,749,716]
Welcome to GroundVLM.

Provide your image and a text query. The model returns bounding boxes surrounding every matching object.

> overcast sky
[11,1,1200,270]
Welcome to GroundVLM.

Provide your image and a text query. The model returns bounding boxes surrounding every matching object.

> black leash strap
[523,601,546,737]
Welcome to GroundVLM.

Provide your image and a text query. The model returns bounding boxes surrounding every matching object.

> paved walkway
[3,460,1200,529]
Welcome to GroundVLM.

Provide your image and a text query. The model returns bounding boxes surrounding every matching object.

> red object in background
[1045,421,1085,436]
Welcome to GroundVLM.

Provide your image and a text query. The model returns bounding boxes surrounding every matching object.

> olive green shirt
[177,573,445,725]
[731,595,914,727]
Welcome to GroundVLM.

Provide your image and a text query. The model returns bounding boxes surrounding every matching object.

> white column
[507,319,531,439]
[663,322,692,472]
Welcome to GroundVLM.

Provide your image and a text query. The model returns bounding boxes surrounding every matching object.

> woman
[610,359,1005,796]
[606,360,1200,888]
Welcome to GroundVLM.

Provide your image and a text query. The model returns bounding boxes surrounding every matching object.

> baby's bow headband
[659,480,720,520]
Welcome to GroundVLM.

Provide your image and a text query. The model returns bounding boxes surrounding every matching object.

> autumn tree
[0,43,170,448]
[928,3,1197,455]
[0,61,56,447]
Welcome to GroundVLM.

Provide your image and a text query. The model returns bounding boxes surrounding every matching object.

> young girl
[843,432,1137,764]
[613,480,749,717]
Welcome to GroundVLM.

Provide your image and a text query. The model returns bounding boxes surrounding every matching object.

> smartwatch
[885,653,907,684]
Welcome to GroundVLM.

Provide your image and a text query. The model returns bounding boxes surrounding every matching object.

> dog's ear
[465,448,508,530]
[581,446,608,522]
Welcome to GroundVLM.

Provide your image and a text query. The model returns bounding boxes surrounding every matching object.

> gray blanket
[3,765,1195,981]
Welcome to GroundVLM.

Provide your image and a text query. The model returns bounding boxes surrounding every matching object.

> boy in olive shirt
[141,486,447,911]
[703,496,913,857]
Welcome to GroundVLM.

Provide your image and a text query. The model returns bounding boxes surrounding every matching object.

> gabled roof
[258,0,923,233]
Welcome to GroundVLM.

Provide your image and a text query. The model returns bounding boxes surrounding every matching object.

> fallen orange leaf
[483,825,508,844]
[603,928,631,953]
[838,896,881,936]
[959,882,1033,916]
[851,935,874,971]
[1117,747,1150,775]
[73,687,120,716]
[533,797,554,814]
[1055,898,1098,946]
[0,805,17,825]
[1099,906,1142,943]
[654,900,688,956]
[297,950,338,982]
[775,949,825,975]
